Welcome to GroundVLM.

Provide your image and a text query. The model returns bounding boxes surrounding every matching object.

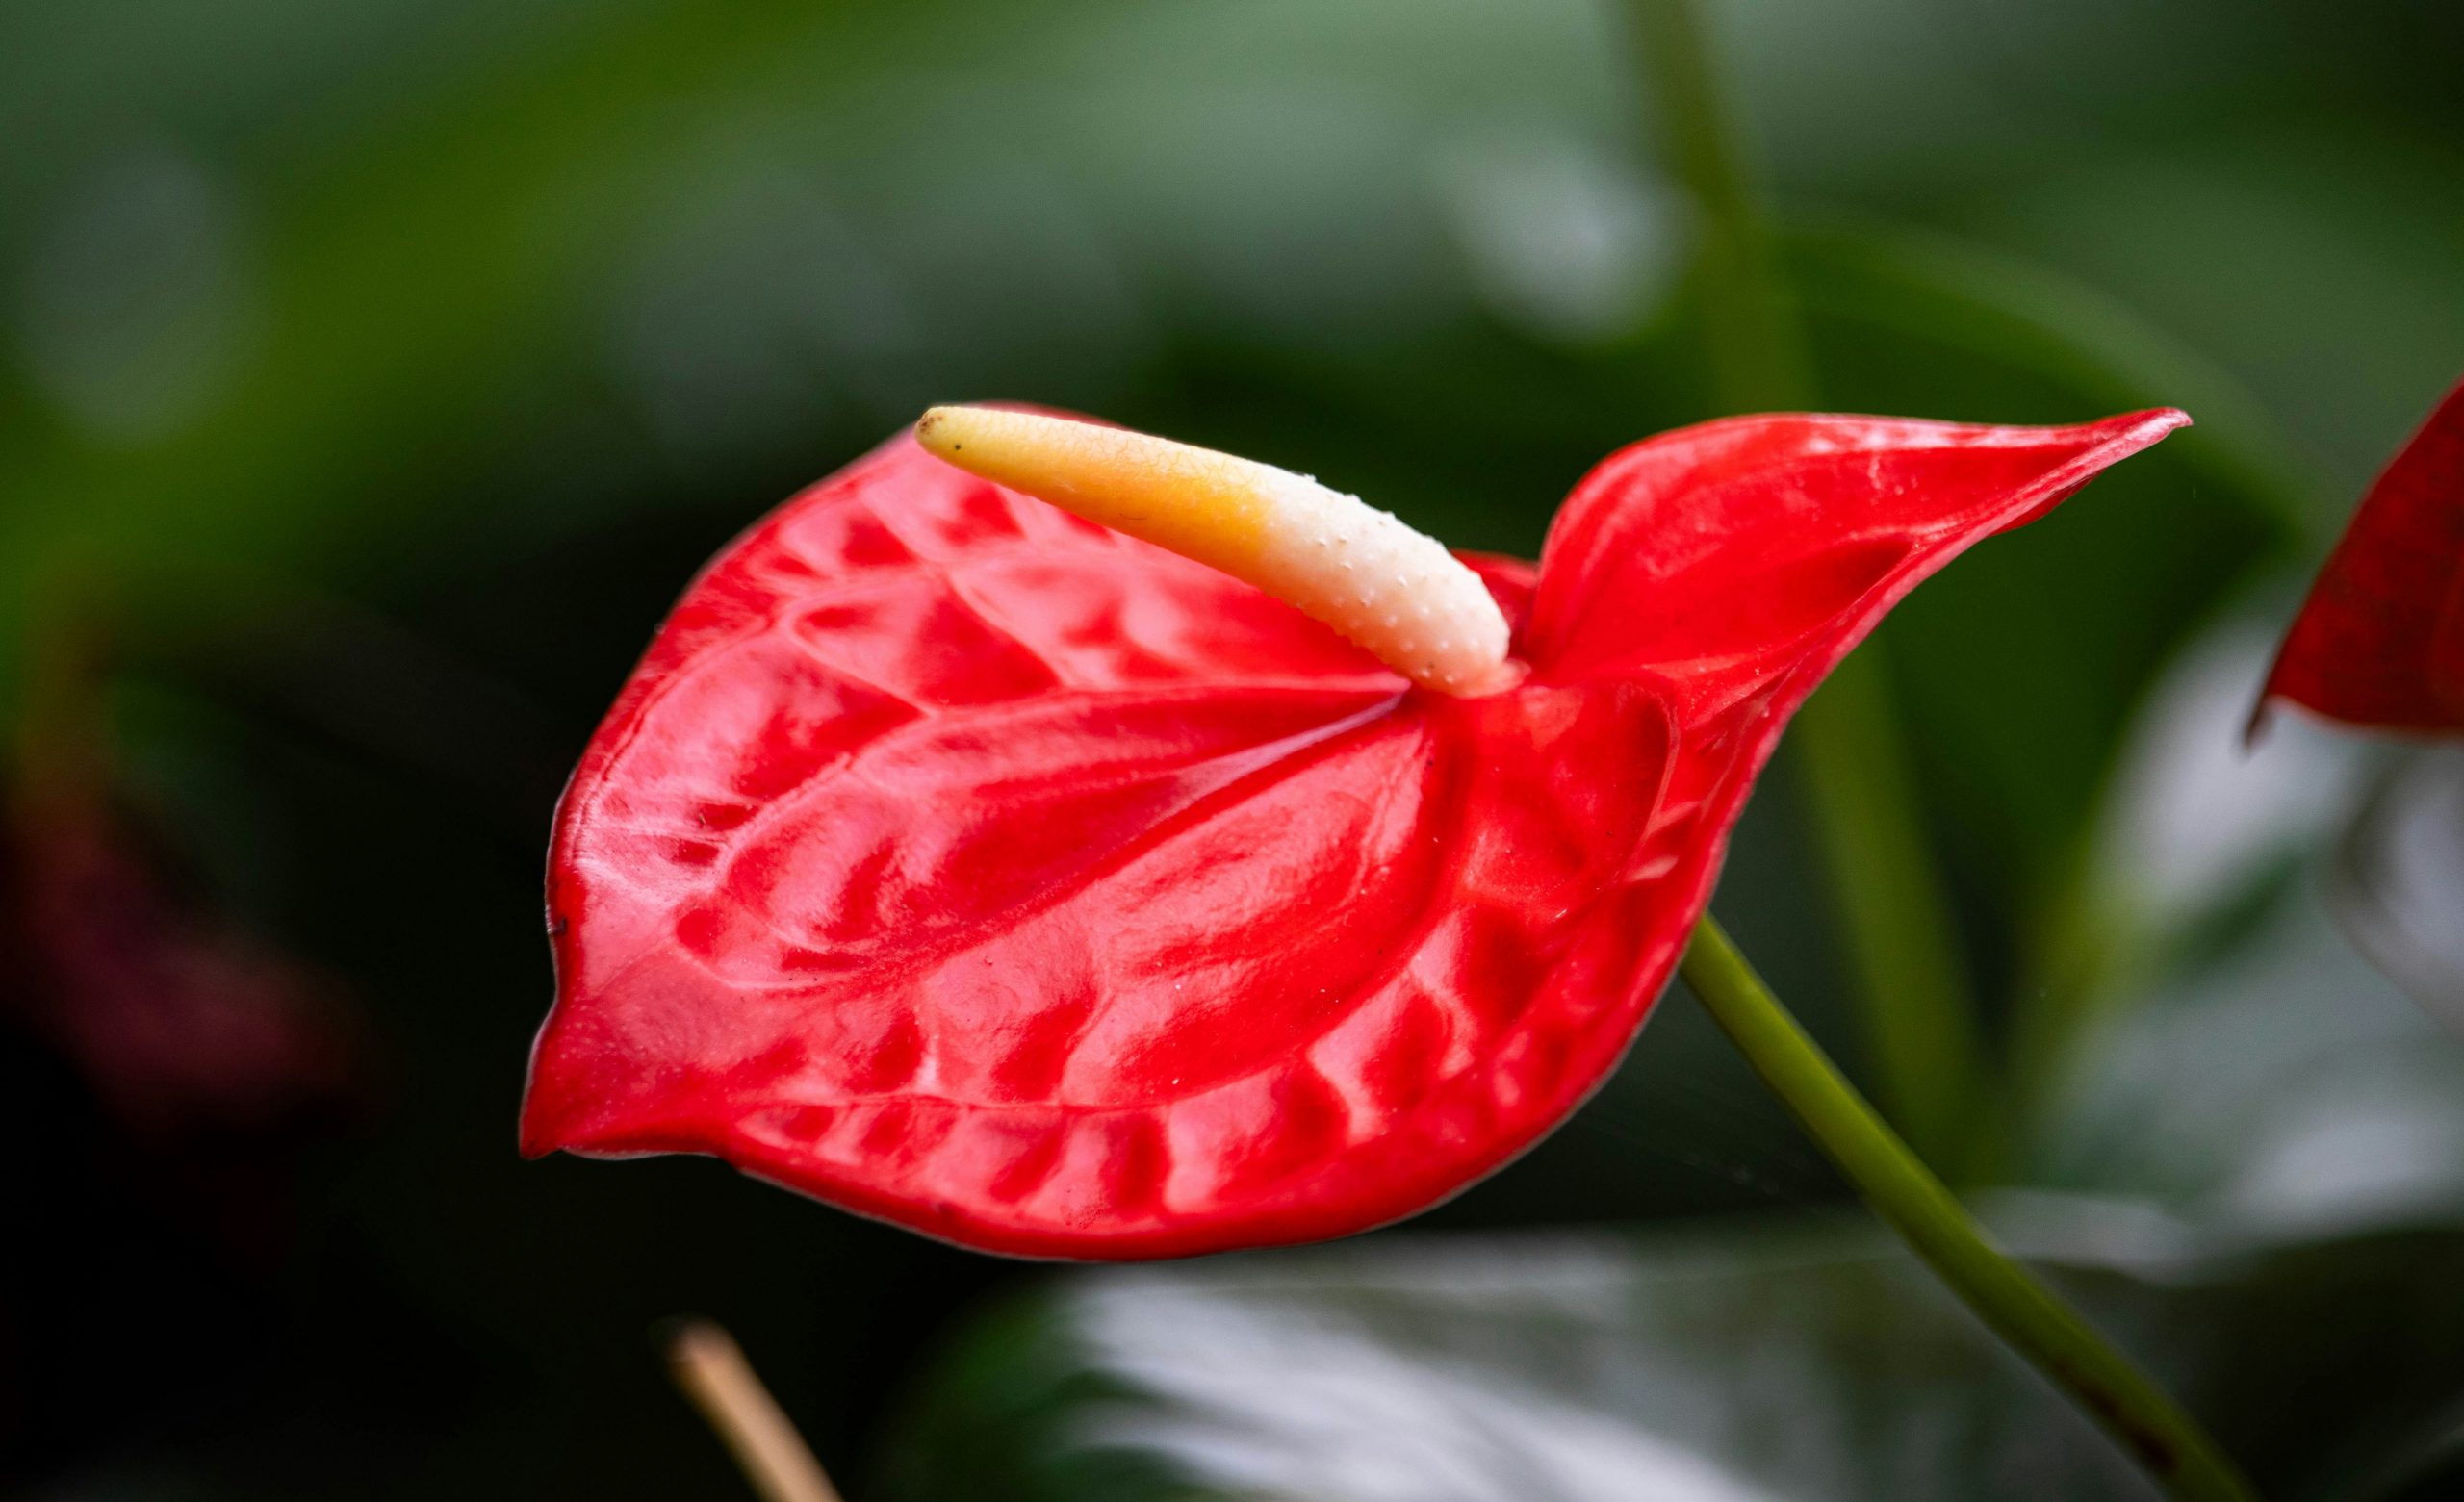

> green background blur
[3,1,2460,1498]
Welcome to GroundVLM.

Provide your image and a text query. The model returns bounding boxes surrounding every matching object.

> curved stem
[1681,917,2258,1502]
[1792,649,2001,1179]
[666,1319,844,1502]
[1619,0,1811,411]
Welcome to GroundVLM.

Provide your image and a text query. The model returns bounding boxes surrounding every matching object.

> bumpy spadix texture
[2261,377,2464,734]
[916,406,1514,694]
[523,406,2185,1259]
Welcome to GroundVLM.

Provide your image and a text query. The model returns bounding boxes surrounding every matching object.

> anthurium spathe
[520,404,2185,1259]
[2253,375,2464,1022]
[2260,376,2464,734]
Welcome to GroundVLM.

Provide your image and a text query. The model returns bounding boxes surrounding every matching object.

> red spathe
[522,408,2185,1259]
[2261,378,2464,734]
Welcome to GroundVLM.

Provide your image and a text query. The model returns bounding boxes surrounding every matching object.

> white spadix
[913,406,1514,695]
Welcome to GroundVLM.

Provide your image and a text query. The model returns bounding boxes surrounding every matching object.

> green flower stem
[1792,651,2001,1180]
[1619,0,1810,411]
[1622,0,1995,1177]
[1681,917,2259,1502]
[1630,5,2258,1493]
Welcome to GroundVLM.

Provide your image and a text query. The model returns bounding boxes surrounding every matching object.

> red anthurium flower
[6,651,361,1140]
[8,801,358,1134]
[2259,376,2464,734]
[521,404,2184,1259]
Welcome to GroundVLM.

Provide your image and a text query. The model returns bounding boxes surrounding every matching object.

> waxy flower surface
[522,406,2184,1259]
[2262,377,2464,734]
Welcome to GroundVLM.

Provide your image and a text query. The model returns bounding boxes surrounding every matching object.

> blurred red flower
[3,661,359,1141]
[2259,378,2464,734]
[2254,375,2464,1020]
[6,800,359,1137]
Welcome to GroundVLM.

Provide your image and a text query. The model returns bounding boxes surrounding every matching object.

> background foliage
[1,1,2458,1497]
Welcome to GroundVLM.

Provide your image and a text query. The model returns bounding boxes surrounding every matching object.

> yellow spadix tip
[914,405,1514,696]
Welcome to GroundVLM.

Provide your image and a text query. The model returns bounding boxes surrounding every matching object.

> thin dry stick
[664,1319,844,1502]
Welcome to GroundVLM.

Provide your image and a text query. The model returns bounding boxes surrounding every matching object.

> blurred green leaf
[1936,123,2464,496]
[1789,218,2319,536]
[2327,750,2464,1027]
[878,1200,2464,1502]
[2032,872,2464,1243]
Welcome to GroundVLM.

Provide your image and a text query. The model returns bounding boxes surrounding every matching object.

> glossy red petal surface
[2260,378,2464,734]
[524,408,2184,1258]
